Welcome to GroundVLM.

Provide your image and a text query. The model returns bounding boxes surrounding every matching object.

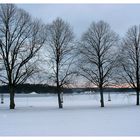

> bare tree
[46,18,75,108]
[118,25,140,105]
[0,4,47,109]
[79,21,118,107]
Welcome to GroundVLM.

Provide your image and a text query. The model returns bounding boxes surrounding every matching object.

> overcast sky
[17,4,140,39]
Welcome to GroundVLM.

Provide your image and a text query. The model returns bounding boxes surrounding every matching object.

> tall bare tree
[0,4,47,109]
[118,25,140,105]
[46,18,75,108]
[79,21,118,107]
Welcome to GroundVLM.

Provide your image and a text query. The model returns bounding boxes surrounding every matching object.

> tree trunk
[1,93,4,104]
[108,93,111,101]
[100,87,104,107]
[136,47,139,105]
[56,55,63,109]
[57,87,63,109]
[9,85,15,109]
[136,88,139,105]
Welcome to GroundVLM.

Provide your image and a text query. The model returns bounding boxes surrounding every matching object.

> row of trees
[0,4,140,109]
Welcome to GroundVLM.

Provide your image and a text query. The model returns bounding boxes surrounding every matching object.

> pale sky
[17,4,140,39]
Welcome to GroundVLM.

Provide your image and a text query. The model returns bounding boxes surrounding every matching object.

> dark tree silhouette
[0,4,47,109]
[118,25,140,105]
[46,18,75,108]
[79,21,118,107]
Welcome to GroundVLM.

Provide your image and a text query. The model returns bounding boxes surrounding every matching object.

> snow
[29,92,38,95]
[0,92,140,136]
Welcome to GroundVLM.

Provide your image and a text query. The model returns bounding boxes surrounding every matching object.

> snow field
[0,92,140,136]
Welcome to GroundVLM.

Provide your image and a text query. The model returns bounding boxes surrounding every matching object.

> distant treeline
[0,84,135,94]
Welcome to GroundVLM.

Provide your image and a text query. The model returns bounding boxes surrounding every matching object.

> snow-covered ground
[0,92,140,136]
